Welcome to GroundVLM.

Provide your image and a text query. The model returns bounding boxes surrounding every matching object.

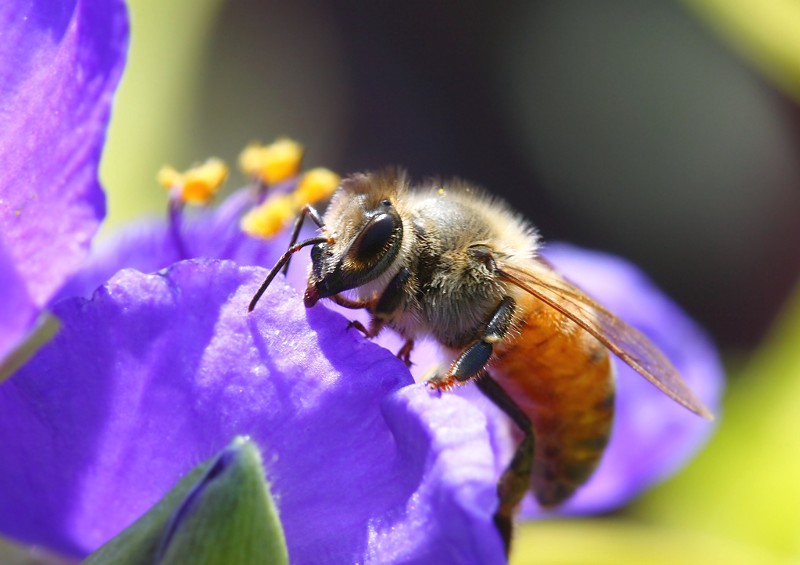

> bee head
[304,170,406,306]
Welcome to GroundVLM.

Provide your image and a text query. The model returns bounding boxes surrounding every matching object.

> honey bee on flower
[249,168,713,550]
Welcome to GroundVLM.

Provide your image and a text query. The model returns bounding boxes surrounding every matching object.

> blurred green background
[7,0,800,562]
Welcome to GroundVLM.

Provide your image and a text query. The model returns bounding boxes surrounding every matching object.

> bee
[248,169,713,552]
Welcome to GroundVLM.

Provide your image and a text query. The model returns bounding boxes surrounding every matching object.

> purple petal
[0,0,128,311]
[517,243,724,516]
[57,190,294,300]
[0,260,504,562]
[53,179,723,521]
[0,243,39,363]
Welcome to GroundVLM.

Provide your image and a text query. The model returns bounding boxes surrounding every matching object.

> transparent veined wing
[497,260,714,420]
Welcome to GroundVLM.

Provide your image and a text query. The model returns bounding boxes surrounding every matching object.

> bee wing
[497,261,714,420]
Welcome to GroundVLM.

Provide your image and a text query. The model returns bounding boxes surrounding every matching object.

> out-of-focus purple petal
[0,260,504,562]
[0,0,128,308]
[58,190,295,300]
[517,243,724,516]
[0,244,38,363]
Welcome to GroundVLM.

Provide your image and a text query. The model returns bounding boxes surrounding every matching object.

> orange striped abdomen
[492,297,615,507]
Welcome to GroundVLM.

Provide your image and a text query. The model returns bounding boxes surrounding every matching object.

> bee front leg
[332,264,408,342]
[370,267,415,363]
[329,295,383,338]
[475,375,533,556]
[396,338,414,367]
[427,296,516,390]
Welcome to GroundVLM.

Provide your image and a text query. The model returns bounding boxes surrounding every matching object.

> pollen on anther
[293,168,340,207]
[238,138,304,186]
[240,194,296,238]
[157,158,228,206]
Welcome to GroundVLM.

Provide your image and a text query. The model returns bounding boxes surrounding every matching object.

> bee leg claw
[396,338,415,367]
[425,373,456,391]
[346,319,371,337]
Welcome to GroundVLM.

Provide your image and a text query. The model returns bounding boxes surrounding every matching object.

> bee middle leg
[333,268,412,345]
[423,296,526,553]
[427,296,516,389]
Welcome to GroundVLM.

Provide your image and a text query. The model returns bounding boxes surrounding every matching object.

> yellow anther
[293,168,340,206]
[240,168,339,239]
[238,144,265,178]
[238,138,304,185]
[158,158,228,205]
[157,165,182,190]
[240,194,296,238]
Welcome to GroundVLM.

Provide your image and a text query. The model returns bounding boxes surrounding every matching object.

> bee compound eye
[351,213,397,264]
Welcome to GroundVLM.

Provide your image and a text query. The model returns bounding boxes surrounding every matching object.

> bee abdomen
[532,397,613,507]
[493,307,615,507]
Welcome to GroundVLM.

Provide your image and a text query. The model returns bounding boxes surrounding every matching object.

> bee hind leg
[476,374,533,557]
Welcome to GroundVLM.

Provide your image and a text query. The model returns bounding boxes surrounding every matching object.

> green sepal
[83,436,288,565]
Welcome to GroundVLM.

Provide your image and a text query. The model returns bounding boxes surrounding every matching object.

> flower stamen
[157,158,229,259]
[240,167,340,239]
[158,158,228,206]
[239,138,305,192]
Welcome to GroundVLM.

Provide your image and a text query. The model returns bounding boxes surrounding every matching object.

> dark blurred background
[111,0,800,351]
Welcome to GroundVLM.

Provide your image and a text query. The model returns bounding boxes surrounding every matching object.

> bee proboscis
[248,169,713,553]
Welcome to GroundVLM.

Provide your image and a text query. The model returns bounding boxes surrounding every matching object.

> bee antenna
[248,236,331,312]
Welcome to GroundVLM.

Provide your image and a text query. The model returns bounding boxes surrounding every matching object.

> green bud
[84,436,288,565]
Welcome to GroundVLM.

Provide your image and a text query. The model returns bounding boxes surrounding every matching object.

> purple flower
[0,0,128,366]
[0,260,505,562]
[0,182,723,561]
[56,189,289,301]
[0,0,723,560]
